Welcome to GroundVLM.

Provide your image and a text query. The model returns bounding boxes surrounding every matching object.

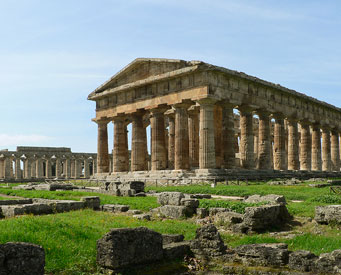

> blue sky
[0,0,340,153]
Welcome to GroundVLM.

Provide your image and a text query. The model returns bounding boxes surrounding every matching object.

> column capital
[272,112,285,120]
[196,97,218,106]
[150,106,169,116]
[94,119,110,126]
[237,105,254,114]
[299,119,311,126]
[188,105,199,115]
[218,100,234,109]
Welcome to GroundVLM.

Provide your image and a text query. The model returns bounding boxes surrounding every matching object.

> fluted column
[198,98,216,169]
[97,121,109,173]
[45,159,52,178]
[167,112,175,169]
[188,107,199,169]
[311,125,322,171]
[273,114,286,170]
[36,158,44,178]
[31,159,36,178]
[300,121,312,171]
[257,111,271,170]
[4,158,13,179]
[322,127,331,171]
[84,159,90,178]
[56,159,62,178]
[287,118,300,170]
[239,106,254,169]
[15,158,22,180]
[131,112,146,171]
[112,117,129,172]
[221,103,235,168]
[24,158,31,179]
[150,108,167,170]
[174,103,190,170]
[331,129,340,171]
[65,158,71,179]
[214,105,223,168]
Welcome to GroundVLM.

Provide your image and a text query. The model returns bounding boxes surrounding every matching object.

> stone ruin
[315,205,341,225]
[96,224,341,274]
[0,242,45,275]
[89,58,341,185]
[100,180,145,197]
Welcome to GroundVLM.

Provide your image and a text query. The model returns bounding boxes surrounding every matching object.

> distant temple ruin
[0,147,97,180]
[88,58,341,181]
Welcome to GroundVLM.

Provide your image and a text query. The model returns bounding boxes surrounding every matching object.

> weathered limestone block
[96,227,163,270]
[288,250,317,272]
[186,194,211,199]
[162,234,184,245]
[315,205,341,224]
[158,205,189,218]
[127,210,142,215]
[80,196,100,210]
[190,224,226,258]
[180,198,199,215]
[209,207,231,216]
[243,194,286,205]
[314,250,341,274]
[157,192,185,206]
[0,242,45,275]
[196,207,209,219]
[0,199,33,205]
[0,204,53,218]
[233,243,289,267]
[234,204,291,233]
[101,204,130,213]
[163,242,190,260]
[215,211,243,224]
[133,214,151,221]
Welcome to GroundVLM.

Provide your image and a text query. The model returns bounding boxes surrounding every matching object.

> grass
[199,199,266,214]
[0,209,198,274]
[146,182,333,201]
[0,189,159,211]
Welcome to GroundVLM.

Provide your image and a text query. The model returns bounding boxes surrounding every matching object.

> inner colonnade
[0,147,97,180]
[88,58,341,179]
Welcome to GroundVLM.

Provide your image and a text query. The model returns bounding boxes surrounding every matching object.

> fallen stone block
[133,214,151,221]
[162,234,184,245]
[0,199,33,206]
[315,205,341,225]
[0,242,45,275]
[215,211,243,224]
[157,192,185,206]
[158,205,189,219]
[288,250,317,272]
[127,209,142,215]
[244,194,286,205]
[102,204,130,213]
[190,224,226,258]
[196,208,209,219]
[187,194,212,199]
[313,249,341,274]
[163,241,190,260]
[97,227,163,270]
[0,204,53,218]
[80,196,100,210]
[233,243,289,267]
[209,207,231,216]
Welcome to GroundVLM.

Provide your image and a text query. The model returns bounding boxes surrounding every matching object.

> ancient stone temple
[88,58,341,182]
[0,147,97,181]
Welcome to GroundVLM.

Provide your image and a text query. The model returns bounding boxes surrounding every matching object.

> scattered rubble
[315,205,341,225]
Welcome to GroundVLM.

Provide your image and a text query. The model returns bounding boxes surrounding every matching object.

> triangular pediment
[89,58,199,97]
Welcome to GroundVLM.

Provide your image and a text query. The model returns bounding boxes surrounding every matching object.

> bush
[308,195,341,204]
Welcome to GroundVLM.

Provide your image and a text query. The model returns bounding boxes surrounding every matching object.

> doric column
[74,159,81,178]
[4,157,13,179]
[150,107,167,170]
[142,124,149,171]
[113,116,129,172]
[257,110,271,170]
[84,159,90,178]
[174,103,190,170]
[24,158,31,179]
[188,106,199,169]
[197,98,216,169]
[311,124,322,171]
[287,118,300,170]
[15,158,22,180]
[65,158,71,179]
[300,121,312,171]
[96,121,110,173]
[131,112,146,171]
[322,127,331,171]
[273,114,286,170]
[36,158,44,178]
[167,112,175,169]
[31,159,36,178]
[221,102,235,168]
[56,159,62,178]
[239,106,254,169]
[331,129,340,171]
[45,159,52,178]
[214,105,223,168]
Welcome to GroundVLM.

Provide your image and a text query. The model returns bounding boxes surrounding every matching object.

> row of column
[0,157,96,180]
[96,100,341,173]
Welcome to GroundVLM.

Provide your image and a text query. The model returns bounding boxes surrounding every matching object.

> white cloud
[0,134,52,148]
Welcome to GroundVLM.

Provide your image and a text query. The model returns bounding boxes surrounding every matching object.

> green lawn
[0,210,198,274]
[0,189,159,211]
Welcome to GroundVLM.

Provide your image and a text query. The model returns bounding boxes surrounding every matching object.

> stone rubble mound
[102,181,145,197]
[243,194,286,205]
[12,182,82,191]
